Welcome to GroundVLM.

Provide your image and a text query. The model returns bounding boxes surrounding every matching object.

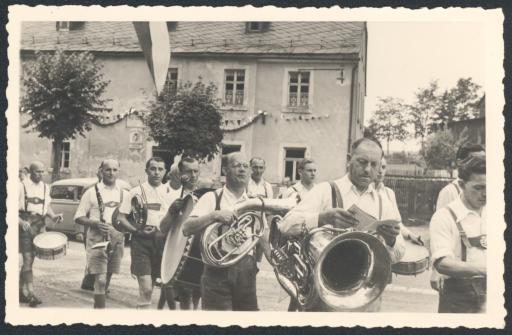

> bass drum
[391,239,430,276]
[160,190,213,287]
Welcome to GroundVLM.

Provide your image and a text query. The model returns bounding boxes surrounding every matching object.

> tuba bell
[112,182,151,234]
[200,197,295,268]
[268,217,392,311]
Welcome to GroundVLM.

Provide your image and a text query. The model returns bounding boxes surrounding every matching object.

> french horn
[268,217,392,311]
[112,182,151,234]
[200,197,295,268]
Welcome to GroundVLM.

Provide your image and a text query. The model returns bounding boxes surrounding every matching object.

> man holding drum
[116,157,171,309]
[430,155,486,313]
[182,152,261,311]
[279,137,405,312]
[19,161,63,307]
[160,156,202,310]
[74,159,128,309]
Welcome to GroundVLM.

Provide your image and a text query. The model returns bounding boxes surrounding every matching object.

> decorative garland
[221,110,267,132]
[90,108,144,127]
[281,113,330,121]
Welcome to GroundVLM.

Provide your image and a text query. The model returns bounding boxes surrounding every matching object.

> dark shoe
[19,292,29,303]
[28,294,42,307]
[81,274,95,291]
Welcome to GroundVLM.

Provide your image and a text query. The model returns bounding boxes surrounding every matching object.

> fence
[384,175,452,226]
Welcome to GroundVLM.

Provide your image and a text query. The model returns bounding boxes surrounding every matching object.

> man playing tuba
[182,152,263,311]
[279,137,405,312]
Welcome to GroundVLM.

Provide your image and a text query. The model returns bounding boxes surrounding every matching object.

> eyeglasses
[230,163,250,169]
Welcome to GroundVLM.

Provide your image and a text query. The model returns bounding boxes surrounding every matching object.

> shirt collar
[339,174,376,197]
[222,185,248,203]
[100,181,119,191]
[450,197,485,220]
[250,178,265,186]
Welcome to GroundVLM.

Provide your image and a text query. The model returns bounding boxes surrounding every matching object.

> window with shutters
[224,69,245,106]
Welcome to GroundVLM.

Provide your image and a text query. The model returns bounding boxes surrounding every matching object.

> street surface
[21,226,438,312]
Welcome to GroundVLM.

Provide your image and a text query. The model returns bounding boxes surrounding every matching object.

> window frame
[281,68,314,113]
[283,147,307,183]
[56,21,69,31]
[60,141,70,169]
[223,69,246,106]
[164,67,179,96]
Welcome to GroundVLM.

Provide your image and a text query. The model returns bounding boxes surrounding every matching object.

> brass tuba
[268,217,392,311]
[200,197,295,268]
[112,181,150,234]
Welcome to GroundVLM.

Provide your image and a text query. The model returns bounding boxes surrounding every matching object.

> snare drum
[391,240,430,276]
[33,232,68,260]
[161,194,204,287]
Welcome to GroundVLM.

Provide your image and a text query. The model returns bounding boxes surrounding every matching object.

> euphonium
[268,217,392,311]
[200,197,295,268]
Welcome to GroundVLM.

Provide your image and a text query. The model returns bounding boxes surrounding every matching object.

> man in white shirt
[74,159,129,309]
[376,157,423,245]
[117,157,172,309]
[19,161,63,307]
[430,155,486,313]
[183,152,261,310]
[247,157,273,199]
[432,143,485,291]
[279,138,405,311]
[159,156,202,310]
[280,158,317,203]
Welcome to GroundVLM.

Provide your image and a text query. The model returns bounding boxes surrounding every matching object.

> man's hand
[52,213,64,224]
[376,220,400,246]
[95,220,110,234]
[318,208,358,229]
[169,198,185,215]
[214,210,236,225]
[409,233,424,246]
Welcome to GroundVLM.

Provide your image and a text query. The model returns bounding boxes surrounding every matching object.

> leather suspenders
[329,181,382,220]
[446,206,471,262]
[23,182,46,216]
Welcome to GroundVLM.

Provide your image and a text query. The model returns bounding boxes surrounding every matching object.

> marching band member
[430,155,486,313]
[19,161,63,307]
[247,157,273,199]
[375,157,423,245]
[74,159,129,309]
[279,138,405,312]
[182,152,261,311]
[247,157,273,265]
[160,156,202,310]
[279,158,317,203]
[431,143,485,292]
[117,157,171,309]
[279,158,317,311]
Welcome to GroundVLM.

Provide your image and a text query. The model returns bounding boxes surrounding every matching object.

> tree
[409,81,440,150]
[420,129,469,171]
[366,97,409,155]
[21,50,110,181]
[145,80,223,166]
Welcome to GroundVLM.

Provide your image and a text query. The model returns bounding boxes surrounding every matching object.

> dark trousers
[438,278,486,313]
[201,255,258,311]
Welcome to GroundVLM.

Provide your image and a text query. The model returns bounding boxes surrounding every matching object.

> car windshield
[50,185,84,201]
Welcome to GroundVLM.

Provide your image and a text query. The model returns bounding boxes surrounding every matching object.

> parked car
[45,177,131,241]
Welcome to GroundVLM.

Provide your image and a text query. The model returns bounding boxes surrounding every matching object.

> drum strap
[291,186,301,203]
[446,206,471,262]
[453,181,462,195]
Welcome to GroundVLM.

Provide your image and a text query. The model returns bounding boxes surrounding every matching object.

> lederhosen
[438,206,487,313]
[304,182,383,312]
[201,189,258,311]
[19,182,47,253]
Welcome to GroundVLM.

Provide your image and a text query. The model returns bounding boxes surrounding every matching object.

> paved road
[21,225,438,312]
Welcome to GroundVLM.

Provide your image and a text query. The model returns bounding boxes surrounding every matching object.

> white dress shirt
[280,174,405,263]
[436,179,462,210]
[429,197,486,279]
[280,182,314,203]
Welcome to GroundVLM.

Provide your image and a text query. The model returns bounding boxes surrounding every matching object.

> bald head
[29,161,45,183]
[100,158,120,186]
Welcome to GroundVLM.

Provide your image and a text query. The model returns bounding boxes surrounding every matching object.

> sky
[365,22,485,152]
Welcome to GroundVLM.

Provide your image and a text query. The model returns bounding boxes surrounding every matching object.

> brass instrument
[200,197,295,268]
[268,217,392,311]
[112,182,150,234]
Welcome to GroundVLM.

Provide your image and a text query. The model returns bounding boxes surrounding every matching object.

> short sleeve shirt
[429,198,486,279]
[119,182,174,227]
